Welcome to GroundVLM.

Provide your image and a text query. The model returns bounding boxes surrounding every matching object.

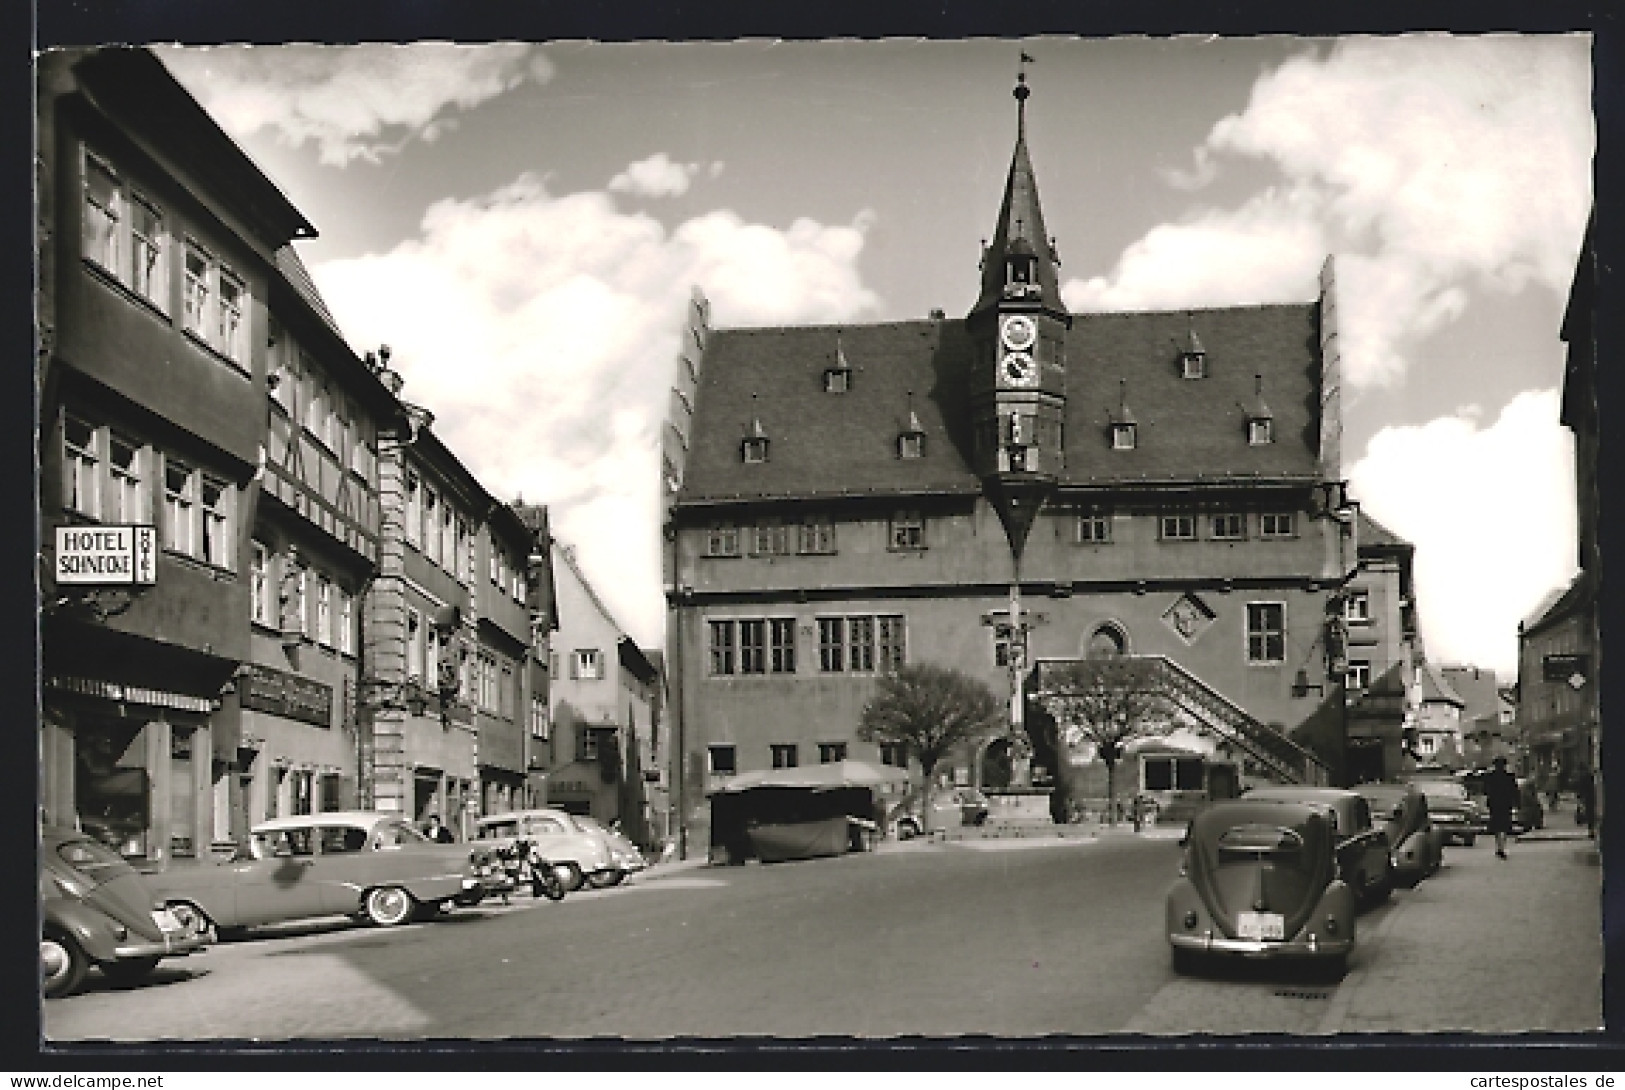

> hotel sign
[240,664,334,728]
[55,525,157,585]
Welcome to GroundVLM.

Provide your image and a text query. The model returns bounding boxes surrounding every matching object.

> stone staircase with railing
[1031,655,1331,787]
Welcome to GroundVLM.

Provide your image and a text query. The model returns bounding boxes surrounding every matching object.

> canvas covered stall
[708,760,908,864]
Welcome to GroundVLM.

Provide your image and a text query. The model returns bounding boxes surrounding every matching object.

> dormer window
[1247,374,1274,446]
[1112,424,1137,450]
[823,368,850,394]
[1109,379,1137,450]
[1180,320,1207,379]
[742,413,769,463]
[899,433,924,459]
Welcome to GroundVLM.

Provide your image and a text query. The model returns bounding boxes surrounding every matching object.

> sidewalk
[1318,837,1603,1034]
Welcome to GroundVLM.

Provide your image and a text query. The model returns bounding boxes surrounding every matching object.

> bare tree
[858,663,1006,833]
[1034,658,1177,827]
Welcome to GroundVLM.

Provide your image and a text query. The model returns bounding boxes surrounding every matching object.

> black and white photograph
[32,25,1604,1045]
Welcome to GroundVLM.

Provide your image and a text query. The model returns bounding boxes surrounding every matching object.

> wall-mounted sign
[55,525,157,585]
[240,663,334,728]
[47,675,214,713]
[1543,653,1590,689]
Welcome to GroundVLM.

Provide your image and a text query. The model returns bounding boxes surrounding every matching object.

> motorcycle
[493,838,567,902]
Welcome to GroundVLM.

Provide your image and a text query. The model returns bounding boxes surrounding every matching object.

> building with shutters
[660,70,1365,852]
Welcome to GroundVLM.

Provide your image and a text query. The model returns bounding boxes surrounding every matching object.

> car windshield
[1416,782,1467,801]
[56,837,138,885]
[373,820,430,847]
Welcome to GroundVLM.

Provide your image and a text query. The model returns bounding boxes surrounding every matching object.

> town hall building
[660,72,1362,850]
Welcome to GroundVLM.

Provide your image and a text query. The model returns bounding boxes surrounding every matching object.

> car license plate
[151,908,184,933]
[1237,911,1285,941]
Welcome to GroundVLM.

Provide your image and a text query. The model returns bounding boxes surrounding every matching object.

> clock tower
[967,68,1070,560]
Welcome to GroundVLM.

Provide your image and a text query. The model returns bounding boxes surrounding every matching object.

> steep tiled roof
[1357,510,1411,551]
[1419,662,1465,707]
[275,245,346,343]
[679,302,1322,504]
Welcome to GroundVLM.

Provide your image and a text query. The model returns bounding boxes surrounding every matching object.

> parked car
[1166,799,1356,977]
[146,811,504,938]
[1401,776,1481,846]
[891,788,990,839]
[473,809,621,892]
[575,816,647,885]
[1240,787,1394,907]
[1353,782,1442,886]
[41,825,207,998]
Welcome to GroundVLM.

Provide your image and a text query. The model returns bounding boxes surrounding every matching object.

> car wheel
[1365,858,1394,905]
[535,871,567,901]
[363,885,417,927]
[165,900,214,941]
[1170,946,1202,976]
[554,862,585,892]
[41,929,87,999]
[100,956,161,987]
[587,868,626,889]
[897,820,919,841]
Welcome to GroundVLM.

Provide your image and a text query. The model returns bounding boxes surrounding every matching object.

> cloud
[608,153,721,198]
[310,175,880,644]
[156,43,553,166]
[1066,35,1593,390]
[1347,389,1577,676]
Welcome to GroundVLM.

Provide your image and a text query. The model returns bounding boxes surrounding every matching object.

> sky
[153,34,1594,678]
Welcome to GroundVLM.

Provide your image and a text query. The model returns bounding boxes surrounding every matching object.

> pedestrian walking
[1481,755,1519,859]
[424,813,455,844]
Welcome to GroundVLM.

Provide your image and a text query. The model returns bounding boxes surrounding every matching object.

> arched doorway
[981,737,1014,790]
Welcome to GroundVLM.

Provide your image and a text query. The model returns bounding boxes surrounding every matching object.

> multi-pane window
[818,617,845,673]
[710,618,796,676]
[163,460,197,557]
[819,615,905,673]
[1347,659,1372,690]
[315,577,333,647]
[898,432,924,459]
[129,197,166,309]
[406,609,424,681]
[572,649,603,680]
[441,506,456,575]
[1246,602,1286,664]
[1211,513,1246,540]
[530,696,549,740]
[422,487,440,565]
[770,744,799,769]
[890,512,926,550]
[1260,512,1296,538]
[338,589,354,655]
[708,746,737,775]
[752,521,790,556]
[1076,511,1111,544]
[83,156,122,271]
[63,416,99,517]
[499,662,514,718]
[1160,513,1197,541]
[181,242,248,364]
[819,742,848,764]
[1345,589,1371,624]
[704,524,740,558]
[770,619,796,674]
[250,542,272,627]
[106,433,144,523]
[798,518,837,554]
[292,567,309,637]
[879,742,908,767]
[404,473,422,547]
[200,475,232,567]
[849,616,876,672]
[739,619,767,674]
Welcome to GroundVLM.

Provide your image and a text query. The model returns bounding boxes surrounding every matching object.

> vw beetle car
[1353,782,1442,886]
[1240,786,1394,906]
[1402,776,1481,846]
[41,825,206,998]
[147,811,504,937]
[474,809,622,891]
[1166,799,1356,976]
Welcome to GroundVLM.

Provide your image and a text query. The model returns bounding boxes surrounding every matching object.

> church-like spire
[971,63,1066,318]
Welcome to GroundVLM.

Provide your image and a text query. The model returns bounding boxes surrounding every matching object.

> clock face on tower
[1001,351,1038,387]
[1000,314,1038,351]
